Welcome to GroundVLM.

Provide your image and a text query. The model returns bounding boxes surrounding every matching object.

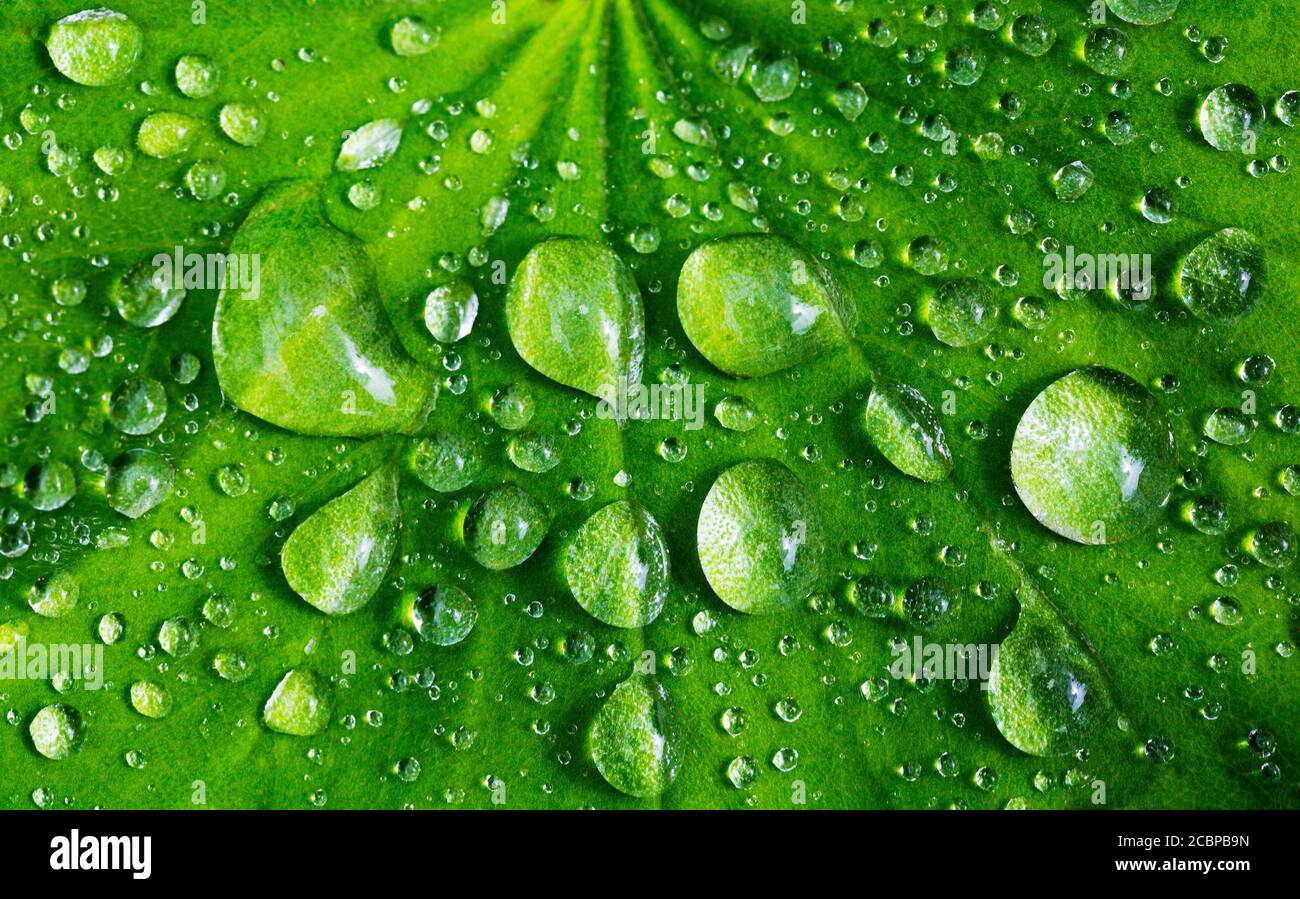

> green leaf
[1,0,1297,811]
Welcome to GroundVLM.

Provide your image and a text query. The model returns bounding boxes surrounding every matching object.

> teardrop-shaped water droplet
[281,462,400,615]
[213,181,437,436]
[864,380,953,483]
[336,119,403,172]
[263,669,332,736]
[506,237,645,402]
[677,235,854,378]
[988,584,1115,756]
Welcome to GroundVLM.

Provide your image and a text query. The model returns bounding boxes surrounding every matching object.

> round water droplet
[423,281,478,342]
[1199,84,1265,153]
[926,279,997,347]
[697,460,824,614]
[864,380,953,482]
[1050,160,1094,202]
[219,103,267,147]
[1177,228,1266,323]
[1083,27,1132,77]
[158,615,197,657]
[462,484,550,570]
[489,383,535,431]
[565,501,670,628]
[587,675,679,797]
[129,680,172,718]
[1106,0,1180,25]
[903,577,955,628]
[747,53,799,102]
[46,9,142,87]
[507,431,562,473]
[1246,521,1296,568]
[108,376,168,435]
[29,703,85,759]
[21,461,76,511]
[1182,494,1229,535]
[713,395,757,431]
[390,16,438,56]
[175,54,219,97]
[1011,367,1176,544]
[1009,14,1056,57]
[137,112,201,158]
[411,585,477,645]
[105,449,174,519]
[110,257,187,327]
[184,159,226,200]
[406,432,480,492]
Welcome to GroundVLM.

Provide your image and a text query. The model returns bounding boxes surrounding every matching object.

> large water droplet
[677,235,854,378]
[505,237,645,404]
[46,9,142,87]
[697,460,824,613]
[281,462,400,615]
[988,585,1114,756]
[565,501,670,628]
[587,675,679,798]
[30,703,85,759]
[1199,84,1265,153]
[1105,0,1179,25]
[212,181,438,436]
[1011,367,1176,544]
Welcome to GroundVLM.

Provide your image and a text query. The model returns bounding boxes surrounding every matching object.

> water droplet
[46,9,142,86]
[697,460,824,614]
[678,235,854,377]
[263,669,331,736]
[105,449,174,518]
[1011,367,1176,544]
[462,484,550,570]
[411,585,477,645]
[281,463,400,614]
[1177,228,1266,323]
[565,501,670,628]
[587,675,679,797]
